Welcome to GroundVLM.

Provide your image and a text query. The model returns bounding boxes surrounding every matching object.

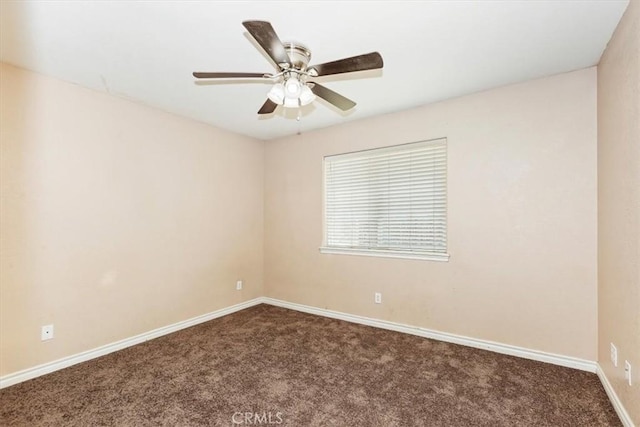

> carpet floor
[0,304,620,426]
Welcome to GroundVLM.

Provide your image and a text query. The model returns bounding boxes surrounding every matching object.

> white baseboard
[0,298,263,389]
[596,364,635,427]
[261,297,597,373]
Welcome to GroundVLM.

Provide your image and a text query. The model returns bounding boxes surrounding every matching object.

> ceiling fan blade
[193,72,268,79]
[309,52,383,77]
[258,99,278,115]
[242,20,290,68]
[309,83,356,111]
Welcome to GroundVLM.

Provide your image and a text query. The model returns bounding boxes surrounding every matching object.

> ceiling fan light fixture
[268,75,315,109]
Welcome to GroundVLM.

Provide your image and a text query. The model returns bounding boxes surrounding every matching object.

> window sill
[319,247,449,262]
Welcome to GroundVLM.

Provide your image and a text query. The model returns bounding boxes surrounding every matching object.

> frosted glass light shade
[267,83,285,105]
[284,78,302,98]
[283,97,300,108]
[299,85,316,106]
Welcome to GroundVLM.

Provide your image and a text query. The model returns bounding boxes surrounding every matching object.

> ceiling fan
[193,21,384,115]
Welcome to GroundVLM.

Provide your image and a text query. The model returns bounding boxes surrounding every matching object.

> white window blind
[321,138,448,261]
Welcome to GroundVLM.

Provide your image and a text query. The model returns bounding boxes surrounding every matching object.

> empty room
[0,0,638,425]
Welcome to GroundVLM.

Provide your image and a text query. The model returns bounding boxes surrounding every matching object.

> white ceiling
[0,1,629,140]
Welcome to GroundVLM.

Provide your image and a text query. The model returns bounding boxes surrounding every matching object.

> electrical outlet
[41,324,54,341]
[374,292,382,304]
[624,361,632,386]
[610,343,618,367]
[236,280,243,291]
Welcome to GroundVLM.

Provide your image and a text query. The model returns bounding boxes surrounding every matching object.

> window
[321,138,448,261]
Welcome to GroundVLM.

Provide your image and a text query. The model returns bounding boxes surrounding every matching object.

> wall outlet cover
[41,324,54,341]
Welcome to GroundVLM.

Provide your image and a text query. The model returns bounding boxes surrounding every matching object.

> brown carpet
[0,304,620,426]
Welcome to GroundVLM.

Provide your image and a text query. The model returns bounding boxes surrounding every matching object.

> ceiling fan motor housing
[283,42,311,71]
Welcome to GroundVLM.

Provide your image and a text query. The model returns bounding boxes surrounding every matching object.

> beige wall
[265,68,598,360]
[597,0,640,423]
[0,63,264,376]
